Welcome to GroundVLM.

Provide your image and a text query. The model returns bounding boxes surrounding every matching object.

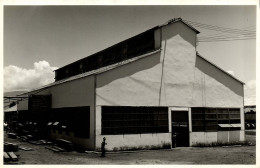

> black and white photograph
[2,1,258,165]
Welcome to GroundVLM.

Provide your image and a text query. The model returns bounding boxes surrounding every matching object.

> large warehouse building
[17,18,245,150]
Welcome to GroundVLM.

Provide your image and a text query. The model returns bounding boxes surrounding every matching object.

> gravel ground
[4,133,256,165]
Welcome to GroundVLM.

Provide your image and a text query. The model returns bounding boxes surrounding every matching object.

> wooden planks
[4,152,11,162]
[4,152,18,162]
[45,146,65,152]
[7,152,18,161]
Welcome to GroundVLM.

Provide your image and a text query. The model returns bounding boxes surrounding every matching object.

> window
[191,108,204,132]
[192,108,241,132]
[102,106,168,135]
[55,29,156,82]
[51,106,90,138]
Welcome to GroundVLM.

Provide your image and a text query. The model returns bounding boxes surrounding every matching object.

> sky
[3,5,256,105]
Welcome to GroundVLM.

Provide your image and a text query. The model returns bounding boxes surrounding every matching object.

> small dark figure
[172,133,177,148]
[100,137,107,157]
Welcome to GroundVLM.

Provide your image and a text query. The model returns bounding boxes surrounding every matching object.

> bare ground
[4,134,256,165]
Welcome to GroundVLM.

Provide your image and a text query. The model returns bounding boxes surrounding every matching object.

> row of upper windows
[55,29,156,81]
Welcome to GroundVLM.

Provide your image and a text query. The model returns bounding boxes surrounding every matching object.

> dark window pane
[192,107,241,132]
[216,108,229,114]
[229,108,240,114]
[192,126,204,132]
[230,114,240,119]
[230,119,241,124]
[218,119,230,124]
[205,114,217,119]
[101,106,168,135]
[218,114,229,119]
[192,114,204,120]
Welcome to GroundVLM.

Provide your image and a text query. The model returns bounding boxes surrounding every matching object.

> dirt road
[4,134,256,165]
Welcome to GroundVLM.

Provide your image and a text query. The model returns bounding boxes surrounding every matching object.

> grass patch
[193,141,251,147]
[112,142,171,151]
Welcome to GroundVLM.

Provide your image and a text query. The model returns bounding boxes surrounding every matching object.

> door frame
[171,107,190,147]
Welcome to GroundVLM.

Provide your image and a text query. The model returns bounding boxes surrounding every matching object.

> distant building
[4,104,18,130]
[244,105,256,129]
[18,18,245,150]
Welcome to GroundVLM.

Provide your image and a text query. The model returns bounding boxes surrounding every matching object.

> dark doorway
[171,110,189,147]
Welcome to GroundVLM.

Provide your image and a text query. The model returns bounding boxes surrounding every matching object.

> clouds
[244,79,256,106]
[4,61,58,92]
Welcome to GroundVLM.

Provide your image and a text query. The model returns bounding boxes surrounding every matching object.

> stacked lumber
[4,152,11,162]
[55,139,73,151]
[7,152,18,161]
[4,151,19,163]
[4,142,19,163]
[19,146,33,151]
[4,142,18,152]
[45,146,65,152]
[29,139,53,145]
[7,133,17,139]
[20,135,34,142]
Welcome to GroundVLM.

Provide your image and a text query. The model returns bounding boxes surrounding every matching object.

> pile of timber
[20,135,34,142]
[4,142,18,152]
[18,146,33,151]
[45,146,66,153]
[45,138,73,152]
[29,139,53,145]
[4,142,19,163]
[4,152,18,162]
[55,138,74,151]
[7,133,17,139]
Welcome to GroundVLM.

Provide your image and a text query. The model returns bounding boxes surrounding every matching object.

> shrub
[111,142,171,152]
[145,145,150,150]
[162,142,171,149]
[150,145,161,150]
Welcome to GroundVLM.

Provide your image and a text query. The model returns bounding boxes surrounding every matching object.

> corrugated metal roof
[21,49,161,95]
[244,106,256,113]
[4,105,17,112]
[196,52,245,85]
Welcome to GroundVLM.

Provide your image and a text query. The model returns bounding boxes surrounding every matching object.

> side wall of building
[17,76,95,149]
[50,76,95,149]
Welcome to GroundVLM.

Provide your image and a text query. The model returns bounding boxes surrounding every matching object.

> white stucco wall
[96,22,198,106]
[194,56,243,107]
[96,21,243,108]
[190,132,218,146]
[50,77,95,108]
[17,99,28,111]
[190,130,244,146]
